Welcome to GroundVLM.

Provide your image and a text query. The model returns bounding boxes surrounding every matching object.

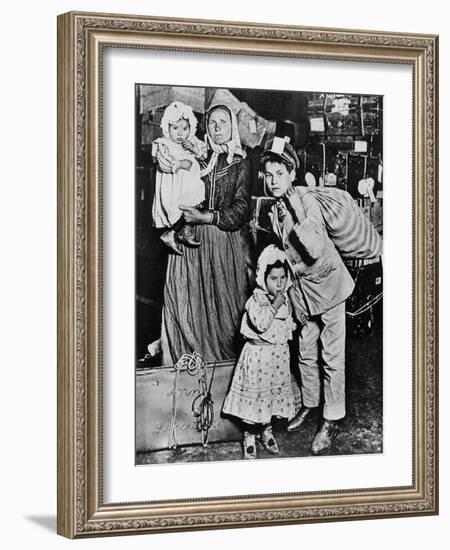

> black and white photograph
[135,84,383,465]
[1,0,444,545]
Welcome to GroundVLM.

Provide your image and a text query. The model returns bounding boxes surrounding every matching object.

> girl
[152,101,207,255]
[222,245,296,459]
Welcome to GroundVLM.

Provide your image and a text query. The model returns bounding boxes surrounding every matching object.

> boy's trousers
[297,301,346,420]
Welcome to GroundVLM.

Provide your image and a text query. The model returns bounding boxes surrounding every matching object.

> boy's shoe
[258,425,279,455]
[160,230,183,255]
[243,431,257,459]
[177,224,201,247]
[287,406,314,432]
[310,419,339,455]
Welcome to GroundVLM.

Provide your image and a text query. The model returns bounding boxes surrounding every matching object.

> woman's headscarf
[160,101,198,142]
[201,104,246,177]
[255,245,293,293]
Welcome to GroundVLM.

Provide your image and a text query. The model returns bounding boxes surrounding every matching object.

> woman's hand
[172,159,193,173]
[179,206,212,225]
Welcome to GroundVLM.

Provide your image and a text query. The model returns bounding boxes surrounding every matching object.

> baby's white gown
[152,137,205,228]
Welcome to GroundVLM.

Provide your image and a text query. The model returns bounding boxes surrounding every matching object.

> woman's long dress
[160,153,251,365]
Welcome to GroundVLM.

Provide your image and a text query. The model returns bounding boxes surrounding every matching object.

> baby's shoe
[259,425,279,455]
[243,431,257,459]
[178,224,201,247]
[147,338,161,357]
[160,229,183,255]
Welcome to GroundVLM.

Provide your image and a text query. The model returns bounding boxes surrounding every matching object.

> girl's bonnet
[255,245,293,293]
[160,101,197,141]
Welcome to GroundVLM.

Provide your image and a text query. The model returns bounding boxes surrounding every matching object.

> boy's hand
[285,188,302,212]
[272,292,285,310]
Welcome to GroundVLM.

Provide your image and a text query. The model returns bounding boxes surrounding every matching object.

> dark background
[135,84,383,361]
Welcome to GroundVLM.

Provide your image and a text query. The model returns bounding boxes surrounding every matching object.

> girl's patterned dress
[222,288,296,424]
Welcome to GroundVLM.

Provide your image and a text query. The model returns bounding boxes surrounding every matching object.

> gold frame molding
[57,11,439,538]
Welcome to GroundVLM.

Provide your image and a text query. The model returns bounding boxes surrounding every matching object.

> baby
[152,101,207,255]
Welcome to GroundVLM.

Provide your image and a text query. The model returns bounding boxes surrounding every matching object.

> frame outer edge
[56,11,439,537]
[63,10,438,41]
[431,35,439,514]
[57,12,77,539]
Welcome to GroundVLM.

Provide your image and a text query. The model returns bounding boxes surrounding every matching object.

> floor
[136,320,382,465]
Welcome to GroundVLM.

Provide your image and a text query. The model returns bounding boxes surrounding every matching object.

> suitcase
[307,95,326,136]
[304,143,325,184]
[136,358,241,452]
[346,257,383,336]
[325,94,361,136]
[361,95,383,136]
[136,355,302,452]
[249,196,278,257]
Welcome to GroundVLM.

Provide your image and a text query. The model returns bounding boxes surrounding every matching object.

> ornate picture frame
[57,11,438,538]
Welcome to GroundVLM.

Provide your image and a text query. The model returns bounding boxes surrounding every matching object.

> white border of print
[102,47,412,504]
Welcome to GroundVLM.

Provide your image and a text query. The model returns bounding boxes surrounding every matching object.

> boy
[262,137,355,455]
